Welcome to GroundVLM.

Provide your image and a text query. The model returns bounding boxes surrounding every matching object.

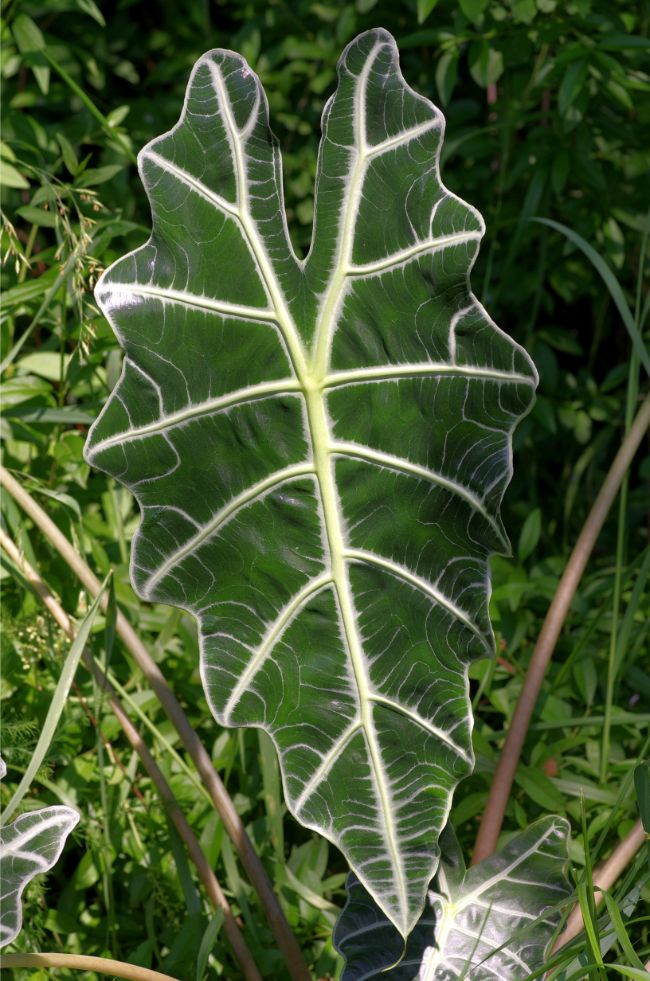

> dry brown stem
[0,527,262,981]
[472,392,650,864]
[0,467,310,981]
[0,953,180,980]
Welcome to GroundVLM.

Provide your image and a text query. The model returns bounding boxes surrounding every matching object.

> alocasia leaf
[0,804,79,947]
[335,817,571,979]
[85,28,537,934]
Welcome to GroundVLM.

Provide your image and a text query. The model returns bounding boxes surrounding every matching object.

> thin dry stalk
[472,392,650,865]
[0,466,310,981]
[0,953,179,981]
[0,528,262,981]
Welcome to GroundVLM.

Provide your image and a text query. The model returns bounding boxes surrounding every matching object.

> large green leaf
[85,28,536,934]
[335,817,571,979]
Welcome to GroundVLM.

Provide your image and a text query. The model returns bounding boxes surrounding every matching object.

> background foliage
[1,0,649,978]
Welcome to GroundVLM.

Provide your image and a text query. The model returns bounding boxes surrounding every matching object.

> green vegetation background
[1,0,649,978]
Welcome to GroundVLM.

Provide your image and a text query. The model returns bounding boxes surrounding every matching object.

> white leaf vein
[325,363,535,389]
[329,440,503,545]
[346,230,481,277]
[99,282,276,323]
[293,719,362,813]
[344,547,489,650]
[143,463,315,598]
[88,379,301,456]
[142,149,239,217]
[222,572,333,724]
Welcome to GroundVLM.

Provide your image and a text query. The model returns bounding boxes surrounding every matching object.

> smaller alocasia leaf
[335,816,571,980]
[0,803,79,948]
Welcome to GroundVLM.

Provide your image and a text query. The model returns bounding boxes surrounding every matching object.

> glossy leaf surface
[0,805,79,947]
[86,28,536,934]
[335,817,571,979]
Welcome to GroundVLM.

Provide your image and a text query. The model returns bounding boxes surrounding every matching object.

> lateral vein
[144,463,315,598]
[324,363,535,388]
[368,694,471,764]
[99,282,276,323]
[222,573,333,724]
[142,149,239,217]
[347,230,481,276]
[89,380,302,455]
[366,118,440,157]
[293,719,362,813]
[329,440,505,547]
[344,548,489,651]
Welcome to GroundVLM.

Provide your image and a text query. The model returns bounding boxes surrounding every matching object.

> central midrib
[304,379,409,924]
[304,43,410,927]
[212,50,409,928]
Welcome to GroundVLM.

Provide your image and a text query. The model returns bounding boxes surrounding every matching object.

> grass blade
[602,891,645,970]
[532,217,650,378]
[42,50,136,164]
[257,730,284,870]
[634,761,650,880]
[634,762,650,833]
[607,967,650,980]
[1,577,108,824]
[195,910,225,981]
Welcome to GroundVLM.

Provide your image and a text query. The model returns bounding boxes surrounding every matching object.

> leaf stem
[472,391,650,864]
[0,953,179,981]
[0,527,263,981]
[0,467,310,981]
